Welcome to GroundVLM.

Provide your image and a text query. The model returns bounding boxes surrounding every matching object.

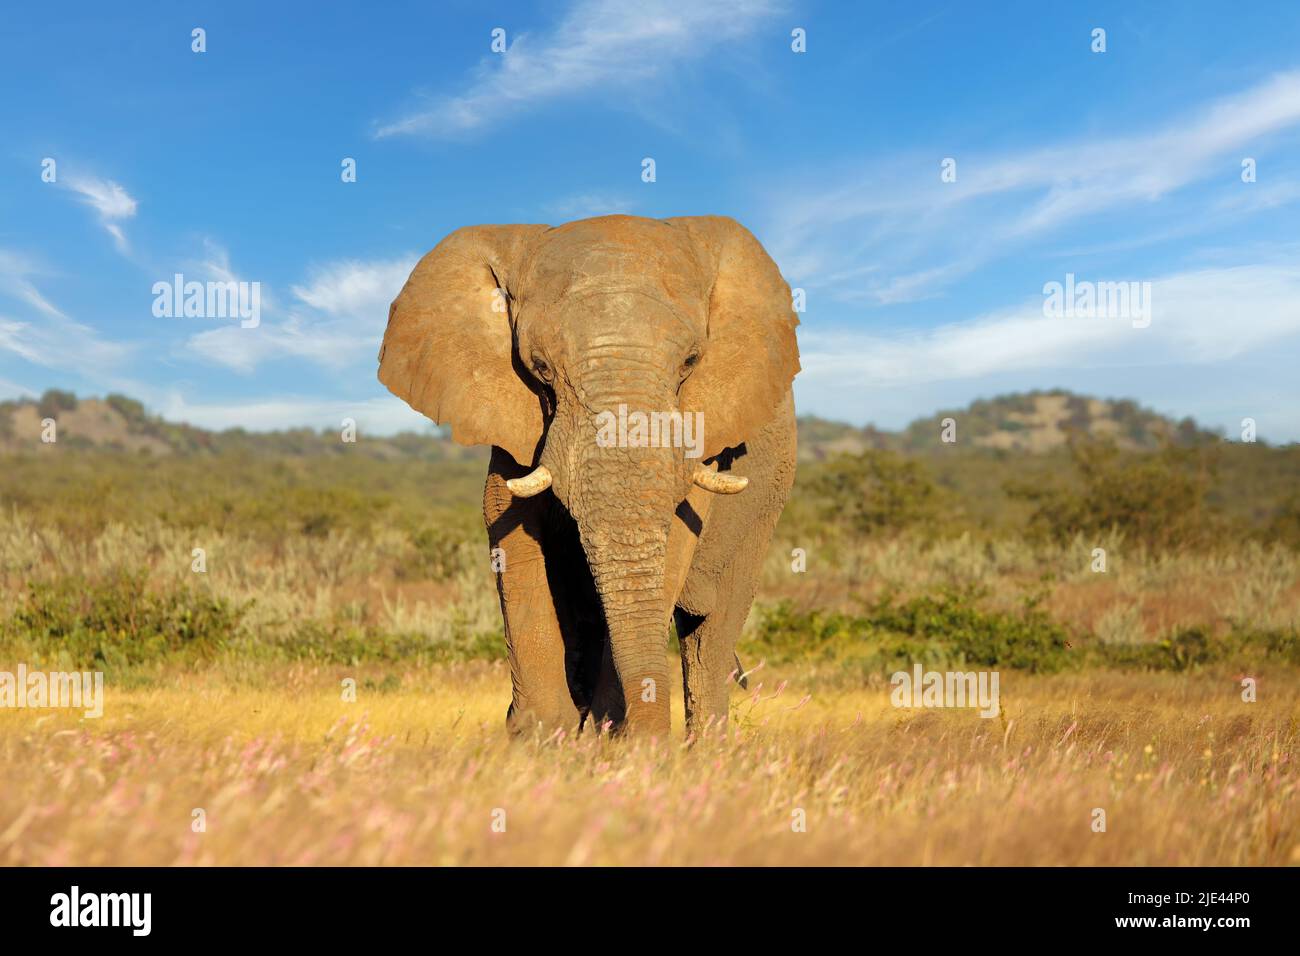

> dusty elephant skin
[378,215,799,738]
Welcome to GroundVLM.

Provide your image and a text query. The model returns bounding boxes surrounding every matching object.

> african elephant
[378,215,799,737]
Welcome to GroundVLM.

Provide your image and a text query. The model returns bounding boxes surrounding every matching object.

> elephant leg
[675,606,740,735]
[676,391,797,737]
[484,447,580,737]
[586,641,624,731]
[675,514,772,736]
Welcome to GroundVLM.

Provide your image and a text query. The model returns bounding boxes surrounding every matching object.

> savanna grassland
[1,395,1298,865]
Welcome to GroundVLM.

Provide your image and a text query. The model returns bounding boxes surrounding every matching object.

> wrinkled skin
[378,215,799,737]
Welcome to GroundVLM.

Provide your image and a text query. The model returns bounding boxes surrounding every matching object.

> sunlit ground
[3,661,1295,866]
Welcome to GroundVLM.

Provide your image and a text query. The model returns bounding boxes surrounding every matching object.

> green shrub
[1006,440,1220,550]
[865,587,1071,672]
[1263,493,1300,550]
[747,587,1072,674]
[1095,627,1300,670]
[750,591,1300,675]
[9,572,244,667]
[105,393,147,425]
[404,525,471,581]
[806,449,941,535]
[37,389,78,419]
[3,571,505,670]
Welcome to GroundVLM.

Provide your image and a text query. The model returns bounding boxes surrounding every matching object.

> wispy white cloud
[0,375,35,399]
[193,238,241,285]
[769,71,1300,305]
[799,259,1300,389]
[290,257,417,318]
[181,252,417,373]
[542,192,637,222]
[63,174,139,253]
[0,250,133,374]
[155,392,432,435]
[0,250,67,319]
[0,309,132,375]
[375,0,785,138]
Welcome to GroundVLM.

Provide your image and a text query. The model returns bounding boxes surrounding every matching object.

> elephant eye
[680,350,701,378]
[531,355,553,383]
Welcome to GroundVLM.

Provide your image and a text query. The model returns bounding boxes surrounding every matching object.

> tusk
[506,465,552,498]
[693,466,748,495]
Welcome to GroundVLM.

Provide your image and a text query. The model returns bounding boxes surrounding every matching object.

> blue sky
[2,0,1299,439]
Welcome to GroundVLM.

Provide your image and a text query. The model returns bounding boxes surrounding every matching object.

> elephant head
[378,215,799,733]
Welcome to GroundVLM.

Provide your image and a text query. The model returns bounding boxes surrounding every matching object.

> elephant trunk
[568,382,681,736]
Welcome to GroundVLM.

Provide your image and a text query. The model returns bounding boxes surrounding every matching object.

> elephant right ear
[378,224,550,467]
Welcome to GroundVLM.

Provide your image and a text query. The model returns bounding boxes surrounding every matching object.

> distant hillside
[795,416,894,460]
[897,390,1219,453]
[0,391,480,461]
[795,389,1221,461]
[0,388,1221,461]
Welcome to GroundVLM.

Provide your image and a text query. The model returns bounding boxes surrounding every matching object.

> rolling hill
[0,388,1225,461]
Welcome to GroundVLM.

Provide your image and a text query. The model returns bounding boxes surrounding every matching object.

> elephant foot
[505,699,581,740]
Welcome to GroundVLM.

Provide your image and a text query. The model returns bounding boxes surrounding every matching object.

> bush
[0,400,16,439]
[106,393,147,425]
[1006,440,1220,550]
[246,484,393,539]
[750,591,1300,675]
[8,572,245,667]
[807,449,941,536]
[1095,627,1300,671]
[37,389,78,419]
[403,524,473,582]
[748,587,1073,674]
[1264,493,1300,550]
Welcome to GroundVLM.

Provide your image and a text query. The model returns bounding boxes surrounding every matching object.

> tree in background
[1006,439,1221,551]
[37,389,78,420]
[808,449,941,536]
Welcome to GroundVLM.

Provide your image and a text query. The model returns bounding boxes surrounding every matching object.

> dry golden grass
[2,661,1296,866]
[3,469,1298,867]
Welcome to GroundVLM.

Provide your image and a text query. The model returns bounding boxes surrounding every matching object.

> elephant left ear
[668,216,801,459]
